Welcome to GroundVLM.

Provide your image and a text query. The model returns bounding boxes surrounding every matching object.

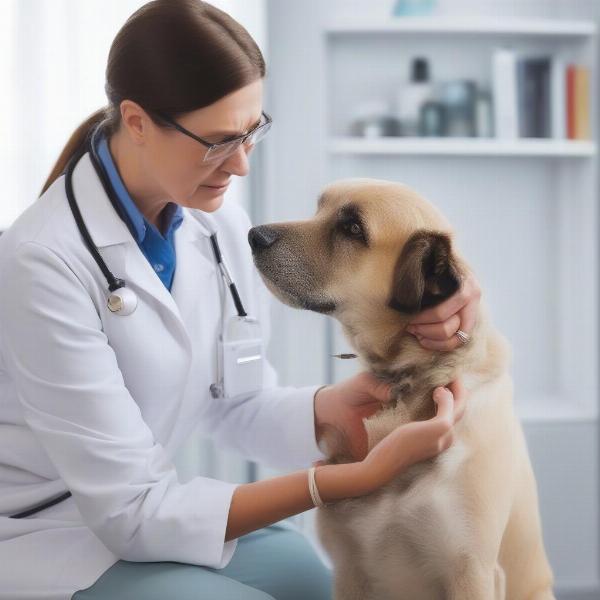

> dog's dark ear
[389,230,462,314]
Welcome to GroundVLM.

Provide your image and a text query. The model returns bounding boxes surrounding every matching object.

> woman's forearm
[224,461,367,541]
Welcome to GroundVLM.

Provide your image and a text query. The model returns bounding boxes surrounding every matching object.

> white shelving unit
[326,17,597,37]
[323,17,598,423]
[330,136,597,157]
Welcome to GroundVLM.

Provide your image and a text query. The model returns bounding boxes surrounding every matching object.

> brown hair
[39,0,265,197]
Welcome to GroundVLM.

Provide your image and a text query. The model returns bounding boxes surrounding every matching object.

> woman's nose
[221,143,251,177]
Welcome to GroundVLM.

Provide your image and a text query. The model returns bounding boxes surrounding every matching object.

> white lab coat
[0,151,327,600]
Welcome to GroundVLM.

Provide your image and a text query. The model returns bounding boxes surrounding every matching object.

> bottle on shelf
[437,80,478,137]
[475,89,494,138]
[395,57,434,137]
[348,100,400,138]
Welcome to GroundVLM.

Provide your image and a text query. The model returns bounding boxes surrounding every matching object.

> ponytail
[39,107,112,198]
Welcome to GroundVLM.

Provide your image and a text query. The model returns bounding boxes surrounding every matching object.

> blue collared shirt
[95,132,184,291]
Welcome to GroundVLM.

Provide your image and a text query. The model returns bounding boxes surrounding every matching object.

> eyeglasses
[153,110,272,163]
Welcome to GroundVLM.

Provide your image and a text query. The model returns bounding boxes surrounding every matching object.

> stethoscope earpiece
[107,286,138,315]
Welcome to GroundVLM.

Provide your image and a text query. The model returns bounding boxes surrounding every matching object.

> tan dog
[248,178,555,600]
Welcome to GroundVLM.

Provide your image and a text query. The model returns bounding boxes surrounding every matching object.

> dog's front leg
[446,557,499,600]
[332,563,371,600]
[494,563,506,600]
[527,592,557,600]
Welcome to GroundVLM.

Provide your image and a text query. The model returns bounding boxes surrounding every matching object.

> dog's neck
[338,300,509,423]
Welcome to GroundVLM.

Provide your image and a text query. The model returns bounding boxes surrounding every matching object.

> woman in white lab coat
[0,1,481,599]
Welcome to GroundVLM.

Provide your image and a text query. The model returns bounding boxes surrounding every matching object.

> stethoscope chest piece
[107,287,138,315]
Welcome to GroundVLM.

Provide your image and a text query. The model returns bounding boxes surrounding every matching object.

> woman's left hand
[406,268,482,351]
[314,372,393,462]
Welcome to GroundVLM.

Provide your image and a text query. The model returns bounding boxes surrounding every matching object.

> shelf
[326,17,597,37]
[515,394,597,423]
[329,137,597,158]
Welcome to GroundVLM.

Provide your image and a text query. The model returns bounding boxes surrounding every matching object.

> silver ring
[455,329,471,345]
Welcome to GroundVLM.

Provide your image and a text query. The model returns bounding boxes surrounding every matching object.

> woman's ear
[389,229,462,314]
[119,99,147,145]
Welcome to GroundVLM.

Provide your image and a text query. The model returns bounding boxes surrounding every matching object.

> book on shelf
[551,57,566,139]
[567,65,591,140]
[492,47,590,141]
[517,57,551,137]
[492,48,519,139]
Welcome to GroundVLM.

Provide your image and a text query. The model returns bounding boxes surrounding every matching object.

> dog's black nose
[248,226,280,252]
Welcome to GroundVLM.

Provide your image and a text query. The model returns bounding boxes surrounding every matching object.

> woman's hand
[314,372,393,462]
[407,269,482,351]
[352,380,467,495]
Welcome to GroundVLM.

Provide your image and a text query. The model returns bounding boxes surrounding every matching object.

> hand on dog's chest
[364,395,437,452]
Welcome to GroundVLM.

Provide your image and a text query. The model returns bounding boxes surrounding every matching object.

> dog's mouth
[253,259,337,315]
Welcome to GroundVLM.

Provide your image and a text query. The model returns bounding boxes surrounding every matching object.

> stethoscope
[8,122,252,519]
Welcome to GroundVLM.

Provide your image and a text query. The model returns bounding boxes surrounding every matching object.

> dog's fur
[248,178,555,600]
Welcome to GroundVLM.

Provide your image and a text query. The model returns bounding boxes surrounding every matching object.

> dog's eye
[341,221,364,239]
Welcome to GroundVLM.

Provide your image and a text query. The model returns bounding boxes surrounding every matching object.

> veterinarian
[0,2,482,599]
